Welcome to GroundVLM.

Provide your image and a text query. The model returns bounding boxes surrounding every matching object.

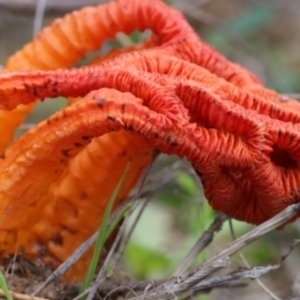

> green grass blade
[0,269,13,300]
[106,204,132,238]
[80,163,130,296]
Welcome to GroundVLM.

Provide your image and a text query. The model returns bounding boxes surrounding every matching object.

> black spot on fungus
[51,115,59,122]
[119,150,127,156]
[32,86,38,97]
[62,226,77,235]
[74,142,83,147]
[152,149,160,157]
[97,98,106,107]
[121,103,126,114]
[80,192,88,200]
[51,234,63,246]
[107,115,116,121]
[61,110,67,118]
[82,135,92,141]
[166,136,178,146]
[61,148,72,157]
[226,73,238,82]
[22,80,29,91]
[125,124,134,131]
[0,152,5,159]
[52,75,58,93]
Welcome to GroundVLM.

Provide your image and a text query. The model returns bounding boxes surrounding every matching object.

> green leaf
[206,5,275,50]
[0,270,13,300]
[125,243,172,279]
[176,172,197,197]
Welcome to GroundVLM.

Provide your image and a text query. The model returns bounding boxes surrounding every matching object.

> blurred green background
[1,0,300,299]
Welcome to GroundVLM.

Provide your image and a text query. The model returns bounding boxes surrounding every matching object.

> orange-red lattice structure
[0,0,300,281]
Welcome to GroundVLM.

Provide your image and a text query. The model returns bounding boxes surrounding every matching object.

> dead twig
[62,280,246,299]
[188,265,279,296]
[229,219,282,300]
[128,264,278,300]
[0,288,48,300]
[125,204,300,300]
[129,258,229,300]
[280,239,300,264]
[173,212,228,276]
[283,93,300,100]
[33,0,47,36]
[0,0,106,14]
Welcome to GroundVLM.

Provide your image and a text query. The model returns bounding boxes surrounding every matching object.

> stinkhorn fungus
[0,0,299,281]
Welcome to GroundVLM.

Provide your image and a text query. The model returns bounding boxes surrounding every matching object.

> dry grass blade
[228,219,282,300]
[183,204,300,281]
[128,258,229,300]
[281,239,300,263]
[125,204,300,300]
[173,212,228,276]
[17,124,36,131]
[64,281,247,299]
[0,0,106,13]
[0,288,48,300]
[33,0,47,36]
[283,93,300,100]
[190,264,279,293]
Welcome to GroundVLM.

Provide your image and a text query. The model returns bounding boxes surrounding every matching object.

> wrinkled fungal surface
[0,0,300,281]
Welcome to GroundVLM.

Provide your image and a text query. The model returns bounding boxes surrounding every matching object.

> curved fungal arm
[0,90,177,251]
[5,0,195,71]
